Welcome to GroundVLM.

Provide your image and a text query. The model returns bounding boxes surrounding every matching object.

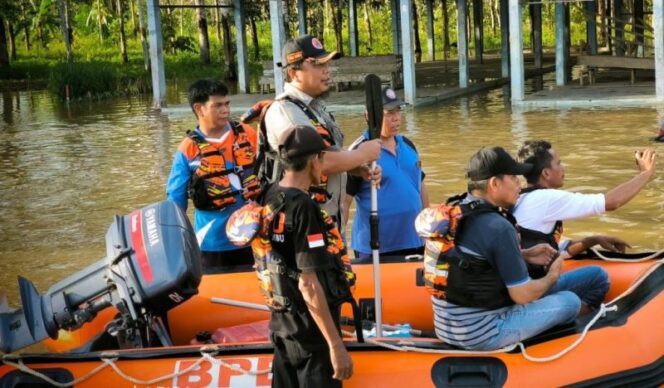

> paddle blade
[364,74,383,140]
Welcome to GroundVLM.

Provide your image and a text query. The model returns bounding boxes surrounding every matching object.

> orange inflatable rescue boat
[0,201,663,386]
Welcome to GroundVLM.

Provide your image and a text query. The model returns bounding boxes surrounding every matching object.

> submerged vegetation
[0,0,652,99]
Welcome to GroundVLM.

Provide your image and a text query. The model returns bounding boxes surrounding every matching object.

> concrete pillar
[509,0,524,102]
[530,3,542,68]
[457,0,470,87]
[564,4,571,63]
[146,0,166,109]
[614,0,624,55]
[426,0,435,61]
[555,1,567,86]
[500,0,509,78]
[349,0,359,56]
[634,0,644,56]
[269,0,286,95]
[585,0,598,55]
[391,0,402,55]
[297,0,307,36]
[234,0,249,93]
[473,0,484,64]
[400,0,416,103]
[654,0,664,98]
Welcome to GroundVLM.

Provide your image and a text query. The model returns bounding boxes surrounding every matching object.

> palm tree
[86,0,110,43]
[196,0,210,64]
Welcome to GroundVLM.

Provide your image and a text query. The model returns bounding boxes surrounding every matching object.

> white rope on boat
[590,247,664,262]
[2,356,111,388]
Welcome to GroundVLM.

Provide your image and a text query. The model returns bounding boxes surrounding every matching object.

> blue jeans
[475,266,610,351]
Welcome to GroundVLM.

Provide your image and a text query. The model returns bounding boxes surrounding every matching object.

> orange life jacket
[187,121,261,210]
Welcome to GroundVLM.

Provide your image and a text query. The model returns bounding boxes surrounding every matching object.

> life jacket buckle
[234,165,244,174]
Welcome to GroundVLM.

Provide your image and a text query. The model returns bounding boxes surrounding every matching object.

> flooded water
[1,87,664,305]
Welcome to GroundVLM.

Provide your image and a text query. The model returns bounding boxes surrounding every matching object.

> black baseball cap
[467,147,533,180]
[278,125,330,159]
[279,35,341,68]
[382,87,406,110]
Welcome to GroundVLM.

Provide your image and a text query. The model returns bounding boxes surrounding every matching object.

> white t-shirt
[513,188,606,234]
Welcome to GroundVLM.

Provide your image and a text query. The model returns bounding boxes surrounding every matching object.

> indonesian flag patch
[307,233,325,248]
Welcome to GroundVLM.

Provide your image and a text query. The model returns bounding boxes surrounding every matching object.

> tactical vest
[415,194,515,309]
[516,186,563,279]
[187,122,260,211]
[241,96,336,204]
[226,188,363,341]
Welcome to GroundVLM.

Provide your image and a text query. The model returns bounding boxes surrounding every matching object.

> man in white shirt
[513,140,657,275]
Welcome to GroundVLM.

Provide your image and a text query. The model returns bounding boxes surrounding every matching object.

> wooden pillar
[400,0,417,103]
[146,0,166,109]
[473,0,483,64]
[654,0,664,98]
[349,0,359,56]
[297,0,307,36]
[585,0,598,55]
[509,0,524,102]
[564,4,571,63]
[500,0,509,78]
[391,0,402,55]
[234,0,249,93]
[530,3,542,68]
[614,0,624,55]
[426,0,435,61]
[555,1,567,86]
[457,0,470,87]
[634,0,644,56]
[269,0,285,95]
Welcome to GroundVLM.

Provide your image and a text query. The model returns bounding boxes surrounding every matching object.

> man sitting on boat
[513,140,657,279]
[417,147,609,350]
[343,87,429,261]
[256,125,354,387]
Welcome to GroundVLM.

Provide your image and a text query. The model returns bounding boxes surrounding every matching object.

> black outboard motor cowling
[0,201,202,353]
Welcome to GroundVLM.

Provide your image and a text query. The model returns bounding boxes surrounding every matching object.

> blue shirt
[347,131,424,255]
[165,125,256,252]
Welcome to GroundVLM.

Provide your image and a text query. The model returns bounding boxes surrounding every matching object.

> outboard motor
[0,201,202,353]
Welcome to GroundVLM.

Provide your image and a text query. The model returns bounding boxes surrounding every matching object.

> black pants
[200,247,253,274]
[271,336,341,388]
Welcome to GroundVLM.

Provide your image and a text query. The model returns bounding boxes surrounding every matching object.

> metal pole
[555,1,567,86]
[349,0,359,56]
[269,0,285,95]
[146,0,166,109]
[457,0,469,87]
[234,0,249,93]
[509,0,524,102]
[400,0,417,104]
[500,0,509,78]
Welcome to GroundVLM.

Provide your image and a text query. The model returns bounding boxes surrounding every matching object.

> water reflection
[1,89,663,305]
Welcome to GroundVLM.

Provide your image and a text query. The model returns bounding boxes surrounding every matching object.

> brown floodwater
[1,86,664,307]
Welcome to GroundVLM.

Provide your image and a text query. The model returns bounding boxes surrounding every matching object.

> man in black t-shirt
[263,125,353,387]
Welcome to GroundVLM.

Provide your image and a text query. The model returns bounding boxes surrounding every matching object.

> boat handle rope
[590,247,664,262]
[1,345,270,387]
[2,259,662,385]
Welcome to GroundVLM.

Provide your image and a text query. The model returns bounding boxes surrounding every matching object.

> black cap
[280,35,341,68]
[382,87,406,110]
[467,147,533,180]
[278,125,329,159]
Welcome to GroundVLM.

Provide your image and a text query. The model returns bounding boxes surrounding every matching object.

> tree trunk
[0,16,9,66]
[442,0,449,60]
[250,16,259,61]
[117,0,128,63]
[57,0,74,62]
[196,0,210,64]
[129,0,137,37]
[283,0,291,39]
[180,0,184,36]
[222,14,236,79]
[490,0,498,36]
[214,0,222,44]
[364,2,373,49]
[598,0,606,46]
[97,0,103,43]
[413,0,422,63]
[136,0,150,71]
[19,1,31,51]
[332,0,344,55]
[8,22,16,61]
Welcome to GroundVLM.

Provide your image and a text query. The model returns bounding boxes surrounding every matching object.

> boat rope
[590,247,664,262]
[1,345,270,387]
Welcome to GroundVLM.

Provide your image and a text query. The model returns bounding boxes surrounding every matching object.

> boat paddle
[364,74,384,337]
